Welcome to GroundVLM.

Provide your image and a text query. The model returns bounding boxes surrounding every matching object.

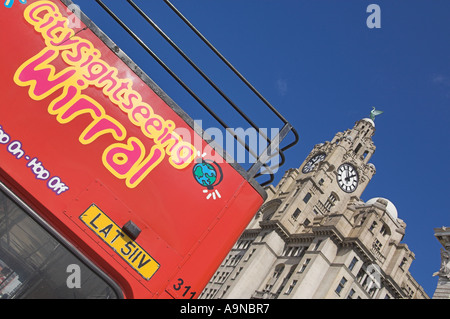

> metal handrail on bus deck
[93,0,299,187]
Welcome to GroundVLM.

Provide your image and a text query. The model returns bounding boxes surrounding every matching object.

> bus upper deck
[0,0,298,298]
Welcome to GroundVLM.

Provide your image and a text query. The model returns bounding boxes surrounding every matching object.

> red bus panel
[0,0,265,298]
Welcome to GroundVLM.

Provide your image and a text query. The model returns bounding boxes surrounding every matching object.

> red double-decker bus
[0,0,297,298]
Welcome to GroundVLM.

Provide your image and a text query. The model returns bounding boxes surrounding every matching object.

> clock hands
[302,153,326,174]
[337,163,358,193]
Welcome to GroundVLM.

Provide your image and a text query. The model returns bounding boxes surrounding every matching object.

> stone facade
[432,227,450,299]
[200,118,428,299]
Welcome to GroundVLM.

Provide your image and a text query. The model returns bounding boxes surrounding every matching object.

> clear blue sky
[72,0,449,297]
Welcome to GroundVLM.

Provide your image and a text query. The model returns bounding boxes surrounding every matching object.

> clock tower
[267,118,377,235]
[300,117,376,198]
[200,117,428,299]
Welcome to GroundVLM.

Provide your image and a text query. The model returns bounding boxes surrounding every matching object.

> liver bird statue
[370,107,383,121]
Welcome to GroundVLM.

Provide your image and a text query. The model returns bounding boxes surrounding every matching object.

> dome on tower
[366,197,398,219]
[361,118,375,127]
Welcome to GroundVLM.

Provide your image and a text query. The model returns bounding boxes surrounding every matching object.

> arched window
[380,224,391,236]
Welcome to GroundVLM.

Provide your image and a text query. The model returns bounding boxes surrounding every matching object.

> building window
[373,239,382,252]
[324,193,338,210]
[232,267,243,280]
[403,285,414,298]
[369,221,377,232]
[222,272,230,283]
[356,267,365,283]
[292,208,301,220]
[356,264,382,296]
[221,286,230,298]
[303,218,311,227]
[347,289,356,299]
[335,277,347,296]
[244,249,256,261]
[348,257,358,271]
[368,284,378,297]
[284,246,293,256]
[354,143,362,154]
[303,193,312,204]
[222,256,229,266]
[313,239,323,251]
[260,232,267,242]
[290,247,298,256]
[285,280,298,295]
[296,247,305,257]
[298,258,311,273]
[209,289,217,299]
[399,257,408,269]
[359,216,366,226]
[264,264,284,292]
[380,224,390,236]
[273,265,284,280]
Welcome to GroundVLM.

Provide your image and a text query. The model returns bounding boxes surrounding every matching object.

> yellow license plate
[80,204,160,280]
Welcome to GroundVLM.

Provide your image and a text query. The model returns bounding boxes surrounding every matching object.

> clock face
[337,163,359,193]
[302,153,326,173]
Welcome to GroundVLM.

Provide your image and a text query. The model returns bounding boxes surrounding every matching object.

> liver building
[200,117,428,299]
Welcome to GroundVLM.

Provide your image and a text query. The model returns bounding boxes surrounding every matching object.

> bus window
[0,187,121,299]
